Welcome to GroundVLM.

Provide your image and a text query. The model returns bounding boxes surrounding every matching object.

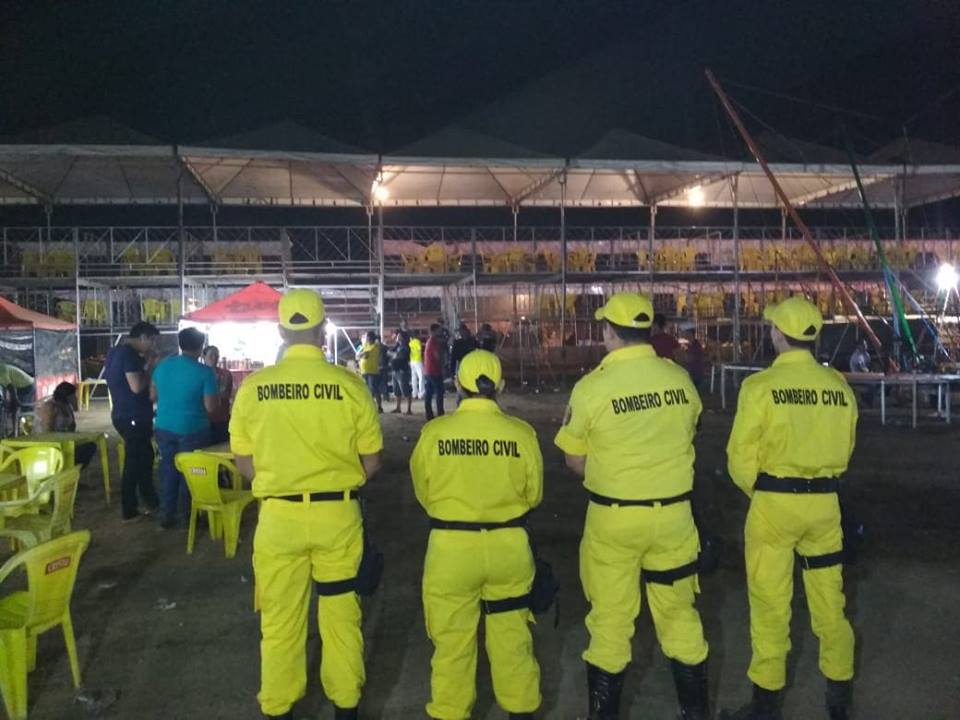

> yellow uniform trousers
[253,497,364,716]
[580,501,708,673]
[745,492,855,690]
[422,527,541,719]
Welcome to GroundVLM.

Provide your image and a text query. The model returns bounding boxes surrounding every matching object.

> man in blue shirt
[104,322,161,521]
[151,327,219,529]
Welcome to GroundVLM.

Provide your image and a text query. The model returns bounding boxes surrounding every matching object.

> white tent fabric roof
[1,119,959,210]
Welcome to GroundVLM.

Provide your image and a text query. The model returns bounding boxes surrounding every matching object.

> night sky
[2,1,959,155]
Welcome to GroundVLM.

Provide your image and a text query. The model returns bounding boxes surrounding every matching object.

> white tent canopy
[1,119,959,210]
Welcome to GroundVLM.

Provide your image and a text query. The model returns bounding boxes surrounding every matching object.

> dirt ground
[15,389,960,720]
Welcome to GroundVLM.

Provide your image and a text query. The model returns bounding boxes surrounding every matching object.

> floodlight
[371,180,390,203]
[688,185,705,208]
[936,262,958,291]
[326,319,338,334]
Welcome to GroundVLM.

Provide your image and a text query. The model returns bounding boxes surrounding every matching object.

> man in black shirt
[391,328,413,415]
[104,322,161,521]
[449,323,478,404]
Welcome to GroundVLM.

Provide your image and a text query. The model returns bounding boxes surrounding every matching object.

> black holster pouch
[697,534,724,577]
[315,530,383,597]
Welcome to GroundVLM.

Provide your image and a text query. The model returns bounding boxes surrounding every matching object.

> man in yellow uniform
[554,292,709,720]
[411,350,543,720]
[229,290,383,720]
[721,297,857,720]
[357,331,383,413]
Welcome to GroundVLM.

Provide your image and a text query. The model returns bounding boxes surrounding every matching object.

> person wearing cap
[554,292,709,720]
[229,289,383,720]
[721,297,857,720]
[410,350,543,720]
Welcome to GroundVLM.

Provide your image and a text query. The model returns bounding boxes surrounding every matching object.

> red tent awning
[183,282,283,323]
[0,296,76,330]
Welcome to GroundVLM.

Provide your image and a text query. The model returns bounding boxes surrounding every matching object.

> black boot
[826,679,851,720]
[586,662,625,720]
[670,659,709,720]
[333,707,358,720]
[718,684,782,720]
[508,714,534,719]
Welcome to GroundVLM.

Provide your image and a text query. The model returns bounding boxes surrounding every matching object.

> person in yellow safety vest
[554,292,710,720]
[409,330,425,400]
[229,289,384,720]
[720,297,857,720]
[410,349,543,720]
[357,331,384,413]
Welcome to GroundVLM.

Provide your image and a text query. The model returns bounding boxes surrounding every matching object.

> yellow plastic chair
[0,446,64,501]
[55,301,77,323]
[402,251,427,273]
[150,247,176,274]
[44,251,74,277]
[175,452,255,559]
[424,243,448,273]
[540,250,561,273]
[119,247,143,275]
[0,529,91,720]
[19,251,42,277]
[141,298,166,324]
[81,299,107,326]
[0,469,80,550]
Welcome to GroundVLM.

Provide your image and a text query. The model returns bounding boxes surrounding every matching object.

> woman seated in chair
[34,383,97,469]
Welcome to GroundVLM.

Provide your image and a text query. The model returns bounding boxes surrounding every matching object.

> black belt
[643,559,700,585]
[269,490,360,502]
[588,491,692,507]
[429,513,528,531]
[755,474,840,494]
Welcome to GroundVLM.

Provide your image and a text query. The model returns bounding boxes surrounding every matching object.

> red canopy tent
[181,281,282,324]
[180,282,284,372]
[0,297,78,399]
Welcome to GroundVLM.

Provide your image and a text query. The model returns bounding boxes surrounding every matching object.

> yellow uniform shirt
[409,337,423,363]
[726,349,857,495]
[230,344,383,497]
[358,341,380,375]
[554,344,702,500]
[411,398,543,522]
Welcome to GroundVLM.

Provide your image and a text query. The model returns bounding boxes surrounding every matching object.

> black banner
[0,330,35,375]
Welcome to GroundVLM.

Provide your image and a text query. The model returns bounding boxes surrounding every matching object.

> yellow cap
[594,292,654,328]
[278,289,325,330]
[763,296,823,341]
[457,350,503,393]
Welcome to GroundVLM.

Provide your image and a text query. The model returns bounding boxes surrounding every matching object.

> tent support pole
[73,226,81,380]
[211,203,219,243]
[377,203,385,339]
[2,226,6,266]
[559,170,567,384]
[178,173,186,318]
[732,174,741,362]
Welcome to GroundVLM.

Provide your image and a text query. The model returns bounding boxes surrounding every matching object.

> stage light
[688,185,705,207]
[326,319,338,334]
[936,262,958,291]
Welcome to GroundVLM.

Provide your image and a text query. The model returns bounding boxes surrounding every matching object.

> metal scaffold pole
[732,174,741,362]
[559,170,568,374]
[377,203,385,339]
[72,226,82,378]
[648,204,657,290]
[177,173,186,315]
